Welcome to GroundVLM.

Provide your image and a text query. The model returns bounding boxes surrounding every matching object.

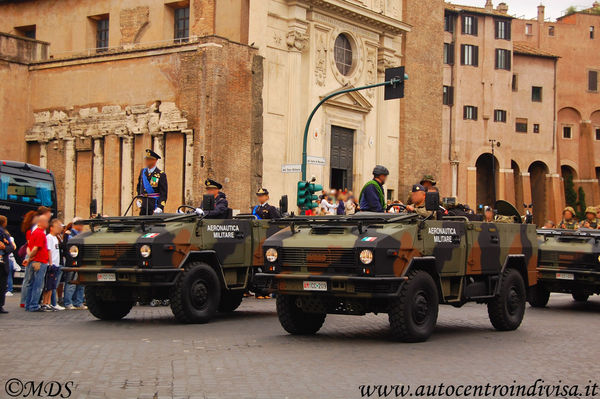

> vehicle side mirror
[279,195,288,214]
[90,199,97,217]
[202,195,215,211]
[425,192,440,211]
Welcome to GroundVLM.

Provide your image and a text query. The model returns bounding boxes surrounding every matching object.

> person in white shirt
[41,219,64,311]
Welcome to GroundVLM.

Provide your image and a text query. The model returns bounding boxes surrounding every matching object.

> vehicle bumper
[536,267,600,293]
[254,273,408,298]
[61,267,182,286]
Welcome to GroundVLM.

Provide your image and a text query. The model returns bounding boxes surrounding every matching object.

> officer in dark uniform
[252,188,281,219]
[359,165,389,213]
[136,149,168,216]
[203,179,229,219]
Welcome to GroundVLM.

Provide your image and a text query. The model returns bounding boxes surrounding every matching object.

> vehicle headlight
[359,249,374,265]
[266,248,278,263]
[140,245,152,258]
[69,245,79,259]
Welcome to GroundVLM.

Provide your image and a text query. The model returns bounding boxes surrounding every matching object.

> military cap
[412,184,426,193]
[372,165,389,176]
[145,149,161,160]
[204,179,222,190]
[420,175,437,186]
[563,206,576,215]
[256,188,269,196]
[585,206,597,216]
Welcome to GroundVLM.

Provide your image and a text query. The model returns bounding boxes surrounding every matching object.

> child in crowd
[40,219,64,311]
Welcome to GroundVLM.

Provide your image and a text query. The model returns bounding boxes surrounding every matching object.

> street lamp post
[489,139,501,203]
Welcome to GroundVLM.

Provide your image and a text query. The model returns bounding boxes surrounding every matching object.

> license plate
[14,271,25,278]
[556,272,574,280]
[97,273,116,282]
[303,281,327,291]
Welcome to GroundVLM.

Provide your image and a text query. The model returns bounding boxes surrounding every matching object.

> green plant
[565,5,578,16]
[577,186,587,220]
[564,174,577,208]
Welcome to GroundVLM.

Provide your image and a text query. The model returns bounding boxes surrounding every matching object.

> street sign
[307,156,326,166]
[384,66,406,100]
[282,164,301,173]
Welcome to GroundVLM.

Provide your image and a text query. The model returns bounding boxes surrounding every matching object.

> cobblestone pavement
[0,294,598,399]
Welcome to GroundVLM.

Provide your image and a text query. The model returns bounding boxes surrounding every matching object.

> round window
[334,34,354,76]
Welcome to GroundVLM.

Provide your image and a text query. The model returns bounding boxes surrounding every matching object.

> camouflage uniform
[559,206,578,230]
[579,206,600,229]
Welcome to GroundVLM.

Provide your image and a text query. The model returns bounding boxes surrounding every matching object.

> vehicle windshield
[0,173,55,207]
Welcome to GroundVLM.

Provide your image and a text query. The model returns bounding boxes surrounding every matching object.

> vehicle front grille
[81,244,138,266]
[106,224,136,233]
[280,248,357,274]
[538,250,600,271]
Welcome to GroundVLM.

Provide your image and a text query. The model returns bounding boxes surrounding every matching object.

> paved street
[0,294,599,399]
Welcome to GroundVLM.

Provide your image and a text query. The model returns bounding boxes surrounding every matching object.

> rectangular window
[533,124,540,133]
[563,126,572,139]
[461,44,478,67]
[525,23,533,35]
[516,118,528,133]
[96,17,109,51]
[512,74,518,91]
[591,26,595,39]
[494,109,507,123]
[443,43,455,65]
[495,20,511,40]
[443,86,454,105]
[549,26,555,36]
[463,106,478,120]
[495,49,511,70]
[174,7,190,43]
[532,86,543,102]
[462,15,478,36]
[596,128,600,140]
[15,25,36,39]
[444,13,455,33]
[589,70,598,92]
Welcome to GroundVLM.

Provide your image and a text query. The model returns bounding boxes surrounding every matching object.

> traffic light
[297,181,323,210]
[384,66,408,100]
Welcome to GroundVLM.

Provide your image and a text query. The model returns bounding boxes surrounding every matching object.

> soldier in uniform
[406,184,433,218]
[202,179,229,219]
[252,188,281,220]
[420,175,437,191]
[579,206,600,229]
[136,149,168,216]
[559,206,578,230]
[359,165,389,213]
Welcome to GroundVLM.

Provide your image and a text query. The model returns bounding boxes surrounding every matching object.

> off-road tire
[85,286,134,321]
[276,294,326,335]
[170,262,221,323]
[388,270,439,343]
[488,268,526,331]
[527,284,550,308]
[572,292,589,303]
[218,290,244,313]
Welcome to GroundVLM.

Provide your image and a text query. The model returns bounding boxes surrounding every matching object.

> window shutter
[495,21,499,39]
[463,106,467,119]
[460,44,465,65]
[589,70,598,91]
[473,46,479,66]
[507,51,512,70]
[462,16,466,34]
[473,17,478,36]
[507,21,512,40]
[474,107,478,120]
[495,49,499,69]
[449,86,454,106]
[448,43,455,64]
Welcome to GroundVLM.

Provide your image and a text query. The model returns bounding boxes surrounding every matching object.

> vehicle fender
[179,250,228,289]
[498,254,528,294]
[402,256,443,299]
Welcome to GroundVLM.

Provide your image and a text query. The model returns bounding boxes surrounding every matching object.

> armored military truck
[254,199,538,342]
[63,201,284,323]
[528,229,600,307]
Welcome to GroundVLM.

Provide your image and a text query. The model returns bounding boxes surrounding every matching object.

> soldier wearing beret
[136,149,168,216]
[406,184,433,218]
[559,206,578,230]
[252,188,281,220]
[579,206,600,229]
[203,179,229,219]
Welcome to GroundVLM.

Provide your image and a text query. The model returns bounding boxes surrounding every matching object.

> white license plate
[303,281,327,291]
[97,273,116,282]
[14,271,25,278]
[556,272,574,280]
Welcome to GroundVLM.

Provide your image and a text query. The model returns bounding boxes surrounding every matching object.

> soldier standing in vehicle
[252,188,281,220]
[405,184,433,218]
[202,179,229,219]
[559,206,578,229]
[579,207,600,229]
[420,175,437,191]
[136,149,168,216]
[359,165,389,213]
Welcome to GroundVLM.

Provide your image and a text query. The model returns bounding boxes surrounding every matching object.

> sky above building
[449,1,596,20]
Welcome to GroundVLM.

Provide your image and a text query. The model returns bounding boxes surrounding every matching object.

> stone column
[184,129,194,204]
[546,173,563,225]
[521,172,532,207]
[466,166,477,209]
[64,138,76,222]
[153,134,165,171]
[92,138,104,215]
[120,136,133,215]
[39,142,48,169]
[450,161,459,198]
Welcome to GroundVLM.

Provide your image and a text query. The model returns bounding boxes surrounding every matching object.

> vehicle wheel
[85,286,134,321]
[170,262,221,324]
[276,295,326,335]
[218,290,244,313]
[572,292,589,302]
[527,284,550,308]
[388,270,439,343]
[488,268,526,331]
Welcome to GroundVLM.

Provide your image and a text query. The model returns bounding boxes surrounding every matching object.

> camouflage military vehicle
[254,198,539,342]
[63,201,284,323]
[528,229,600,307]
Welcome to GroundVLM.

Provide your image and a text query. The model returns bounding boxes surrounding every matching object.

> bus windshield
[0,173,55,207]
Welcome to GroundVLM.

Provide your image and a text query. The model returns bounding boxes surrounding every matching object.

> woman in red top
[22,215,50,312]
